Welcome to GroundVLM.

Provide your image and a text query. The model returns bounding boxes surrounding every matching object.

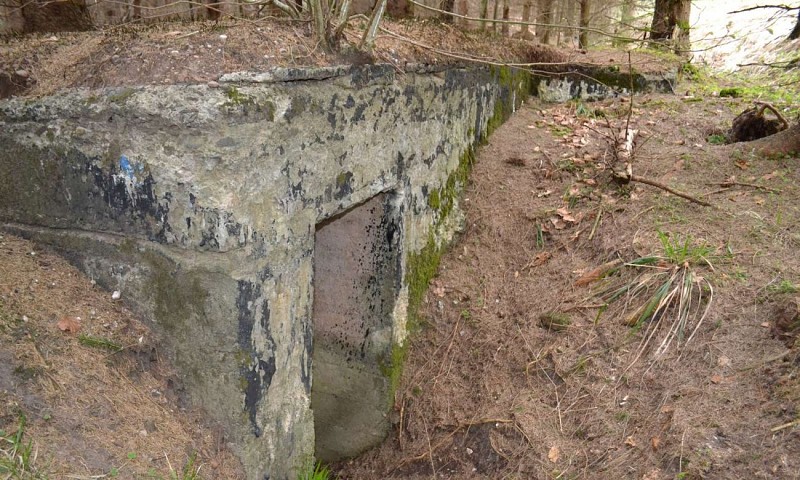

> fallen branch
[617,174,713,207]
[705,181,781,194]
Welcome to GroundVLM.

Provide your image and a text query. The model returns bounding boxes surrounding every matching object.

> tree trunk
[441,0,455,23]
[650,0,690,50]
[501,0,510,36]
[480,0,489,30]
[790,9,800,40]
[536,0,554,44]
[738,123,800,158]
[21,0,93,32]
[492,0,500,33]
[615,0,635,44]
[563,0,576,46]
[579,0,590,48]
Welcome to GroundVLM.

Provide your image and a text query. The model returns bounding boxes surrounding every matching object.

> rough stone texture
[0,64,528,479]
[535,67,677,102]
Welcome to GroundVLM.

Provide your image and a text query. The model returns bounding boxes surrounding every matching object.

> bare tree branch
[728,4,799,14]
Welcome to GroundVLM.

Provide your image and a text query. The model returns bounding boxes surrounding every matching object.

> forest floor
[0,16,671,98]
[2,13,799,480]
[336,91,800,479]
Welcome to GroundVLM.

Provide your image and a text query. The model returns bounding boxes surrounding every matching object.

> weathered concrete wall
[0,63,528,479]
[534,66,677,102]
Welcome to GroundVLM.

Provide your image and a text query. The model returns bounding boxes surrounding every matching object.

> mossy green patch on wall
[142,250,208,335]
[221,86,276,121]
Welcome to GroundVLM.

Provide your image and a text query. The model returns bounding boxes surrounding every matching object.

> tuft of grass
[767,280,799,295]
[539,312,571,332]
[719,87,742,98]
[78,334,123,352]
[297,462,330,480]
[0,414,48,479]
[591,231,714,367]
[656,230,713,266]
[706,134,727,145]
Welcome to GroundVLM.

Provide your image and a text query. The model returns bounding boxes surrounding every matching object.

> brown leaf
[57,316,81,334]
[550,217,566,230]
[710,374,724,384]
[575,259,623,287]
[735,159,750,170]
[548,445,560,463]
[556,207,577,223]
[526,252,551,269]
[650,436,661,451]
[624,436,637,447]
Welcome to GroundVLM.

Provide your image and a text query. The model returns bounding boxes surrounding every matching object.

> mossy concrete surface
[0,63,530,479]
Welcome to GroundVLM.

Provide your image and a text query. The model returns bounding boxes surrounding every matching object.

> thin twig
[739,350,793,372]
[771,418,800,432]
[705,181,781,194]
[625,174,713,207]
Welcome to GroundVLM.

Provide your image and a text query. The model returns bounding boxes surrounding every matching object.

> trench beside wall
[0,63,529,479]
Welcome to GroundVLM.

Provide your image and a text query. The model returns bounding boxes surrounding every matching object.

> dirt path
[337,93,800,479]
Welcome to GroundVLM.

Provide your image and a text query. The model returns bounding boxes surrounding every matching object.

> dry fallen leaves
[624,436,637,447]
[548,445,560,463]
[525,252,552,269]
[57,315,81,334]
[556,207,576,223]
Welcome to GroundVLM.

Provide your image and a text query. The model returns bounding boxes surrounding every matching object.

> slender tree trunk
[563,0,576,46]
[480,0,489,30]
[613,0,635,45]
[492,0,500,33]
[536,0,554,44]
[579,0,590,48]
[441,0,455,23]
[501,0,510,36]
[790,9,800,40]
[310,0,329,49]
[360,0,387,49]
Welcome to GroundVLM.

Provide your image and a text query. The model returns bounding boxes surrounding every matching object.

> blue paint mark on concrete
[119,155,134,178]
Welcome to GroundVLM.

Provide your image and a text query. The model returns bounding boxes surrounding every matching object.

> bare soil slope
[0,234,244,478]
[338,93,800,478]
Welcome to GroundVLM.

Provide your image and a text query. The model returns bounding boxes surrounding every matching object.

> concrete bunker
[312,192,402,461]
[0,62,622,478]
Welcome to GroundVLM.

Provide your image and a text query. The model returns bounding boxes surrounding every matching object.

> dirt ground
[336,93,800,479]
[0,234,244,478]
